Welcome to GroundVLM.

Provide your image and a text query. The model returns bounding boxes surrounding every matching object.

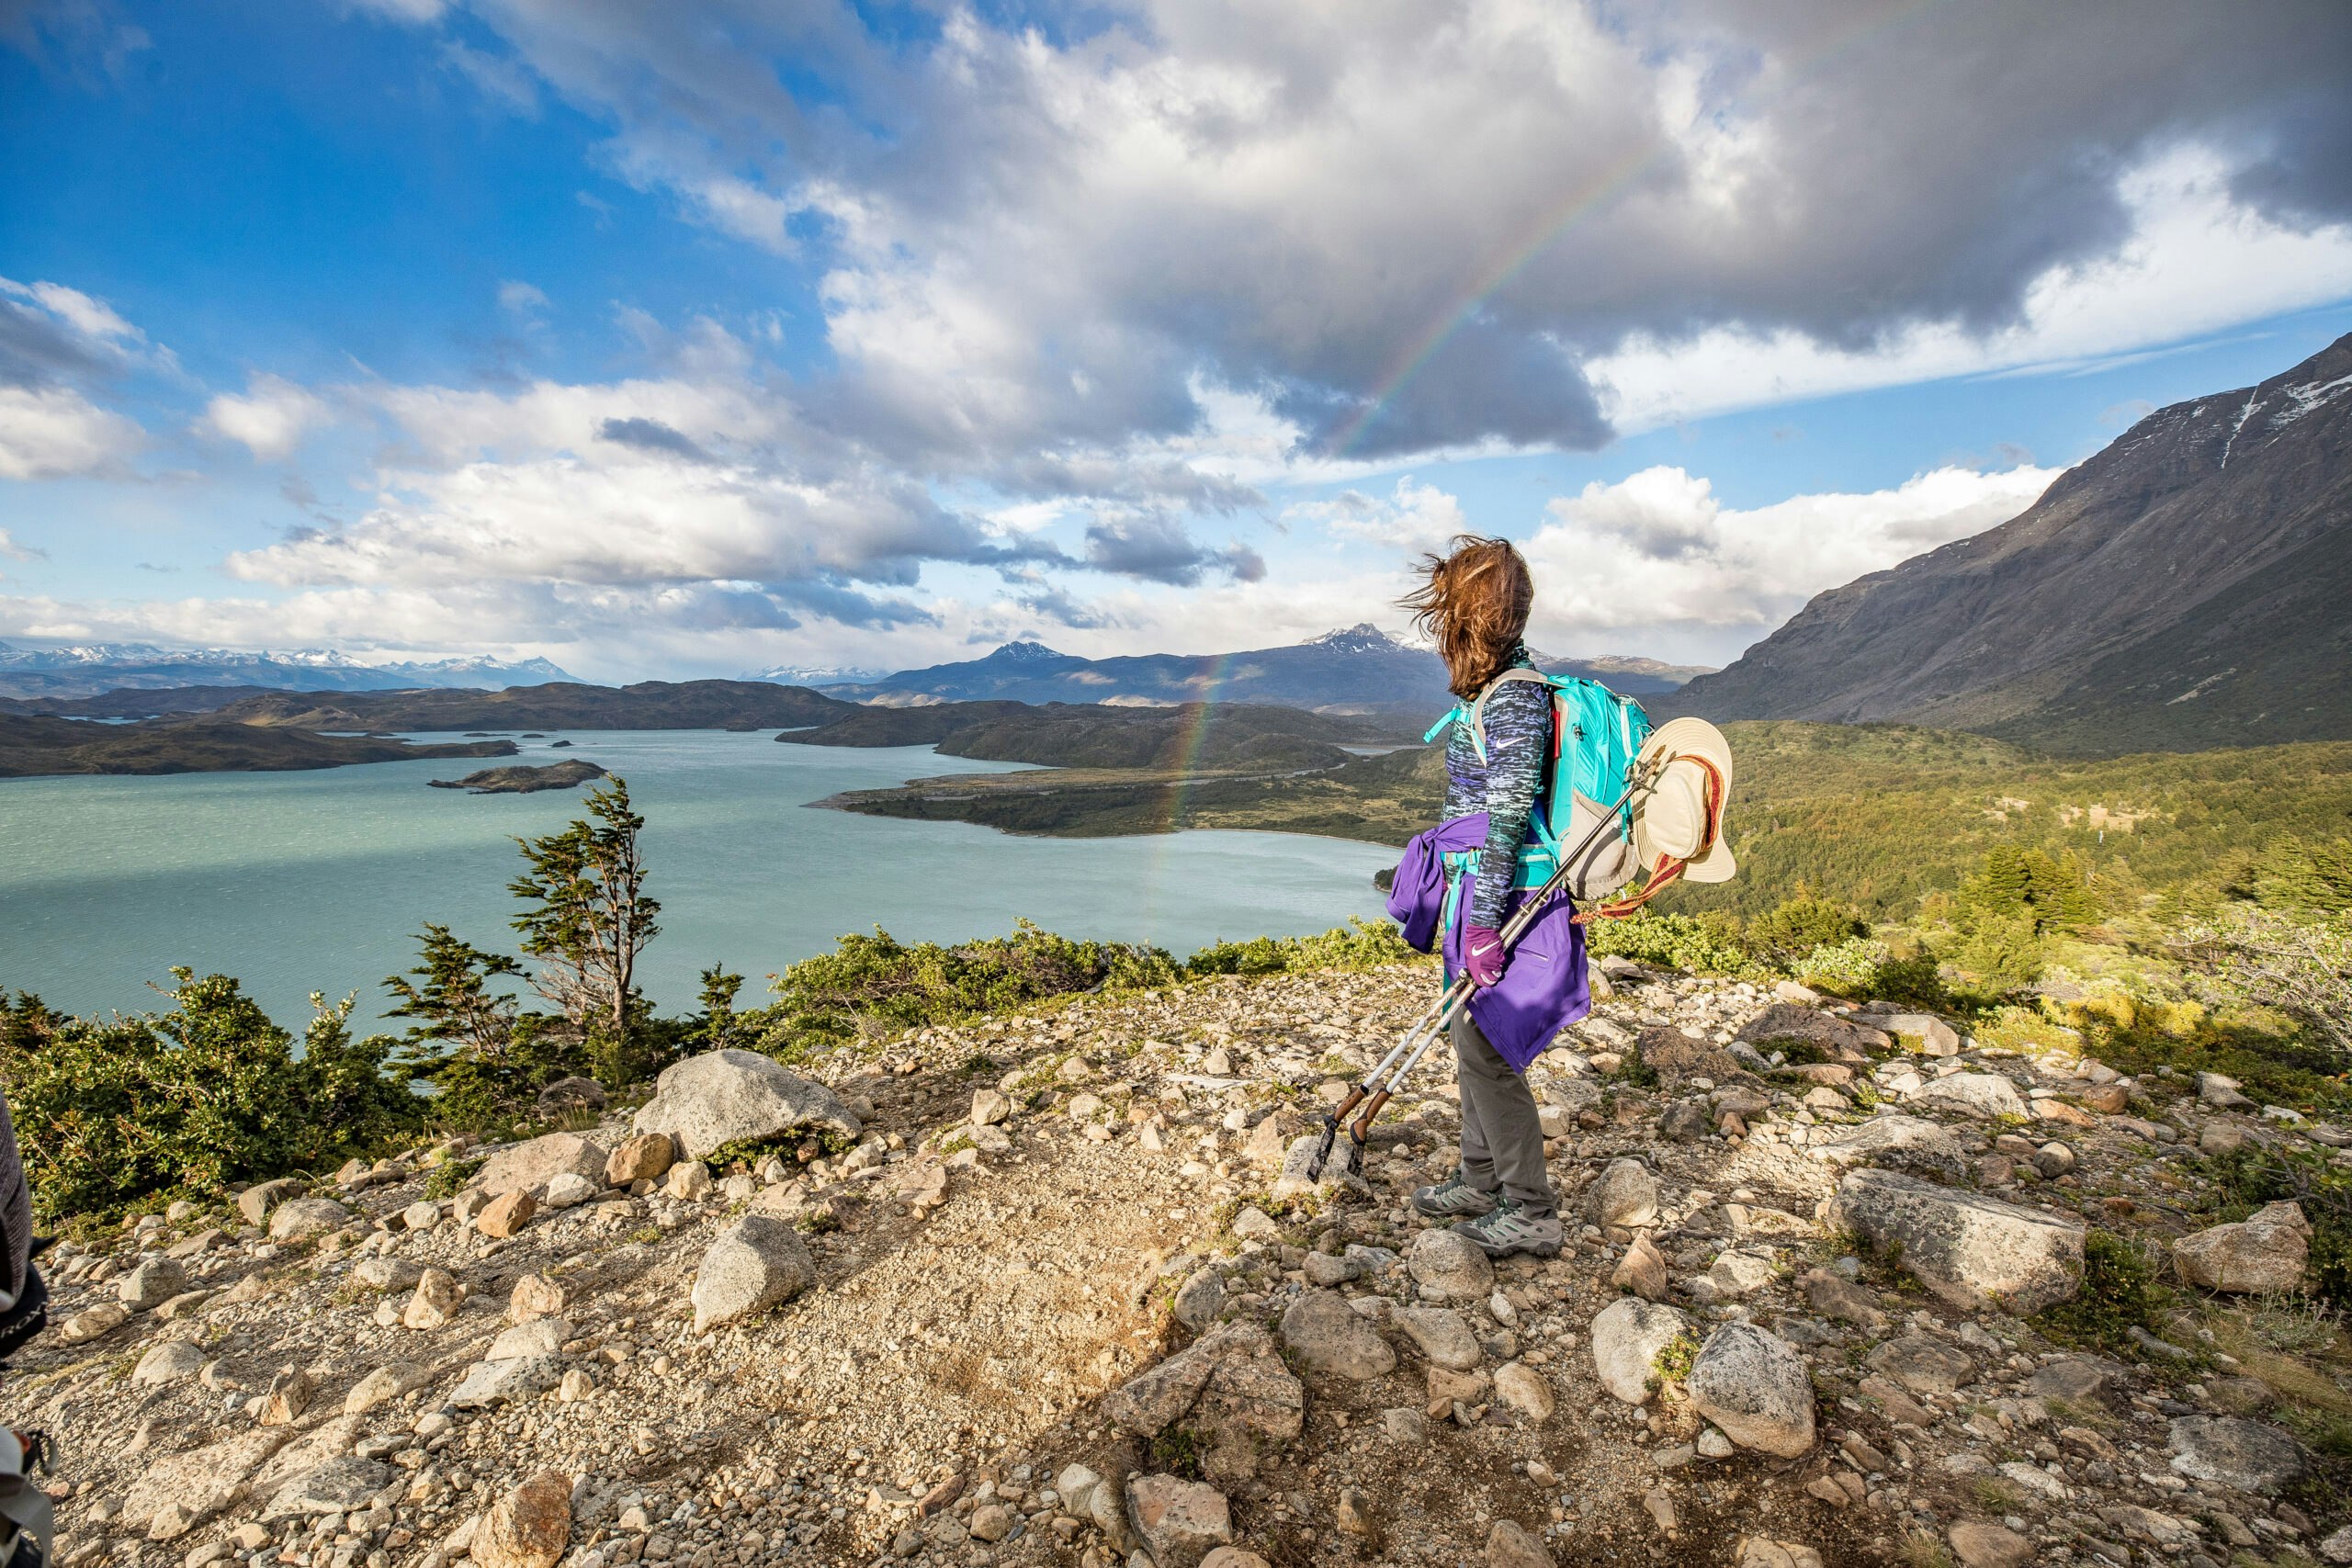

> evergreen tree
[509,778,661,1043]
[382,924,524,1059]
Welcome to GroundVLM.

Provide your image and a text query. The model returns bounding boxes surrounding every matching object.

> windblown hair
[1403,535,1534,699]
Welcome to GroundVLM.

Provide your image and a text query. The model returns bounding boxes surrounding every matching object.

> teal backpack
[1424,668,1655,900]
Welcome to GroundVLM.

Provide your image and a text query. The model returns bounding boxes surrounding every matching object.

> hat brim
[1632,716,1736,883]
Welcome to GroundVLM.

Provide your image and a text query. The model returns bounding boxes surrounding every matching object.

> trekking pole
[1306,757,1663,1181]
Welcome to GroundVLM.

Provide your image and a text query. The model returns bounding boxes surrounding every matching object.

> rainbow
[1314,0,1947,460]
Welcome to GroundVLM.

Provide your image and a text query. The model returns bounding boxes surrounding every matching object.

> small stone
[508,1272,567,1324]
[1492,1361,1555,1423]
[1279,1290,1397,1380]
[540,1172,597,1210]
[1734,1540,1824,1568]
[664,1160,712,1201]
[61,1303,130,1343]
[1698,1427,1736,1460]
[402,1269,463,1331]
[1947,1521,2034,1568]
[344,1361,432,1415]
[255,1369,314,1426]
[1171,1267,1227,1330]
[2172,1201,2310,1293]
[1335,1486,1378,1540]
[1407,1228,1496,1300]
[1586,1158,1659,1227]
[1126,1474,1232,1568]
[131,1341,206,1387]
[351,1256,421,1294]
[476,1190,537,1238]
[1487,1518,1555,1568]
[605,1133,676,1185]
[473,1472,572,1568]
[1611,1233,1668,1301]
[1392,1306,1482,1371]
[266,1198,350,1241]
[119,1257,191,1311]
[691,1214,817,1331]
[968,1504,1013,1542]
[1685,1323,1815,1458]
[1589,1298,1692,1405]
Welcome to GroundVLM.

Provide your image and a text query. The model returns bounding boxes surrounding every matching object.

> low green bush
[1585,911,1755,976]
[0,972,422,1222]
[2033,1229,2169,1356]
[1185,918,1415,977]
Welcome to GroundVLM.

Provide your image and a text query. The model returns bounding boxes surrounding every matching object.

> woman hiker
[1396,535,1577,1259]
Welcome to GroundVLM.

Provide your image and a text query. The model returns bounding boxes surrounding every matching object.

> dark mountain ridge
[816,625,1711,716]
[1669,333,2352,754]
[192,680,854,733]
[781,699,1407,772]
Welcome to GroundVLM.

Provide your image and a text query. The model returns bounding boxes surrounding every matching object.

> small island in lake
[427,760,608,795]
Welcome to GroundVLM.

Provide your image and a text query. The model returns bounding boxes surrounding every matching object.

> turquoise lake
[0,730,1398,1029]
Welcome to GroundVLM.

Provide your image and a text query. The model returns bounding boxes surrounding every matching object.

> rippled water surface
[0,730,1396,1026]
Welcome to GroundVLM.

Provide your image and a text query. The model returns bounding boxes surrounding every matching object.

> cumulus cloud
[1081,512,1265,586]
[354,0,2352,468]
[199,374,333,460]
[496,279,549,316]
[1288,478,1467,552]
[0,385,142,479]
[1522,463,2062,660]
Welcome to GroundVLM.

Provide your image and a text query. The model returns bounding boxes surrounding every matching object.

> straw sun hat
[1630,716,1736,885]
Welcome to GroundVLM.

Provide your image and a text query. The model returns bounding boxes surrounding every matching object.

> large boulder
[2168,1416,2307,1491]
[690,1214,817,1331]
[2172,1201,2310,1294]
[260,1458,396,1520]
[447,1356,564,1410]
[632,1048,862,1158]
[475,1134,611,1199]
[1277,1291,1396,1381]
[1912,1073,2029,1121]
[1687,1323,1816,1458]
[1589,1298,1692,1405]
[1807,1115,1968,1182]
[1825,1169,2084,1312]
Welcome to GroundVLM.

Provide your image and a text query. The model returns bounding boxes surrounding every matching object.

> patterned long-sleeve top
[1439,649,1552,929]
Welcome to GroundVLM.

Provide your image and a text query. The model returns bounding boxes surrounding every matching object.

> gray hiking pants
[1452,1007,1556,1217]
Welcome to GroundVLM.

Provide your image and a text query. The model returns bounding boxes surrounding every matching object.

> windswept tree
[509,777,661,1046]
[383,923,525,1061]
[693,964,751,1051]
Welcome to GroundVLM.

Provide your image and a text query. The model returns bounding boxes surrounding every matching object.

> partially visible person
[0,1087,52,1568]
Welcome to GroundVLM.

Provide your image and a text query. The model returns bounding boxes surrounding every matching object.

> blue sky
[4,0,2350,680]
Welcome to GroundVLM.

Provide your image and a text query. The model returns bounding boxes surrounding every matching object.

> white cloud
[19,280,140,344]
[198,374,333,460]
[1588,150,2352,429]
[496,279,549,316]
[1287,477,1466,552]
[1522,463,2061,662]
[0,386,143,479]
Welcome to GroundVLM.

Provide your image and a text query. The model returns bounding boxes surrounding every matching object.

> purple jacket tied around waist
[1385,811,1591,1073]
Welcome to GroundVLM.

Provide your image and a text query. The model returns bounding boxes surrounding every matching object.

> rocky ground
[8,956,2352,1568]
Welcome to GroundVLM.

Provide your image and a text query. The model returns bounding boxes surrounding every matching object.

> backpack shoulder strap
[1464,667,1552,765]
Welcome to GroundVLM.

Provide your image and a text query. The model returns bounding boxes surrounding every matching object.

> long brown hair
[1403,535,1533,699]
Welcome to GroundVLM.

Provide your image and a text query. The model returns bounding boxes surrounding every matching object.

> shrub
[2204,1145,2352,1309]
[1792,937,1893,998]
[1586,912,1754,976]
[1184,919,1415,977]
[2172,908,2352,1066]
[760,919,1182,1058]
[0,971,422,1222]
[2033,1229,2168,1356]
[1748,896,1869,964]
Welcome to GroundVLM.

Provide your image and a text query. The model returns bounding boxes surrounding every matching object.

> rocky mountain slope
[814,628,1708,716]
[0,715,514,779]
[13,958,2347,1568]
[1670,333,2352,754]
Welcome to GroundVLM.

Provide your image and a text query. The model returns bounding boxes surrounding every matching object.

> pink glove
[1463,924,1507,987]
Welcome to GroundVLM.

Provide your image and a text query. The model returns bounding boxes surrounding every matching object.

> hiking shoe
[1453,1197,1564,1258]
[1410,1173,1498,1219]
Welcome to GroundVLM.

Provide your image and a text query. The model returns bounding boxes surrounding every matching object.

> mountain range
[1670,332,2352,754]
[806,624,1712,716]
[0,642,577,701]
